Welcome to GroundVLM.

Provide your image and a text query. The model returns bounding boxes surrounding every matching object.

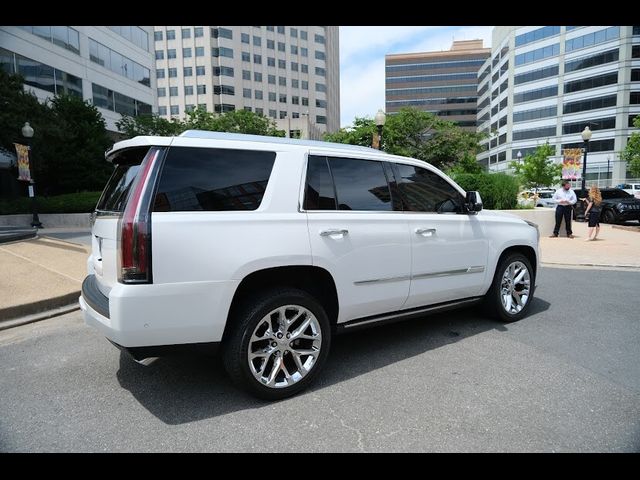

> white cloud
[338,26,494,128]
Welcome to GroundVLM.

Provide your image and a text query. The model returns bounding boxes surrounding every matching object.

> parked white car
[618,183,640,199]
[80,131,540,400]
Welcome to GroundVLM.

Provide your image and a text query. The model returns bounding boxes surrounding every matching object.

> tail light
[117,147,163,284]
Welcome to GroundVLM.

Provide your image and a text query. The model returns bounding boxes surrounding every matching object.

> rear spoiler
[105,136,174,162]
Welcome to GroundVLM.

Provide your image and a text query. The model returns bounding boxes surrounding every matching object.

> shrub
[451,172,519,210]
[0,191,102,215]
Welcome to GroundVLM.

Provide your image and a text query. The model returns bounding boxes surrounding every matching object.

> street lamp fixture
[581,126,592,191]
[22,121,42,228]
[374,109,386,150]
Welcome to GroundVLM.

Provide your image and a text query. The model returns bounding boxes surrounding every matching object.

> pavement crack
[329,407,366,452]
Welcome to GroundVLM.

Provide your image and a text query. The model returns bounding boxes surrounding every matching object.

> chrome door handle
[415,228,436,237]
[320,229,349,237]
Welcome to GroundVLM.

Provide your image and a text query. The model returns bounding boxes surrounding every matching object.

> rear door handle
[320,229,349,237]
[415,228,436,237]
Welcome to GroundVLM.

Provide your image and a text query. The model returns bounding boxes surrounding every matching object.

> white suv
[80,131,540,400]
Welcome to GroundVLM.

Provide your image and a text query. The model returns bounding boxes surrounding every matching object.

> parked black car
[573,188,640,224]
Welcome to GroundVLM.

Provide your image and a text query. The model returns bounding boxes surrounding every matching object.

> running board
[336,297,483,333]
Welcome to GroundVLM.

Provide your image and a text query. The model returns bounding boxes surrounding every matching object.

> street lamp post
[22,122,42,228]
[580,126,592,192]
[517,150,522,163]
[374,109,386,150]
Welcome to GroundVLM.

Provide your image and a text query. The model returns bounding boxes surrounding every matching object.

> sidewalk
[0,223,638,328]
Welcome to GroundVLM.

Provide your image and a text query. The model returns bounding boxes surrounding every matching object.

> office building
[477,26,640,184]
[0,26,157,134]
[153,26,340,139]
[385,40,490,131]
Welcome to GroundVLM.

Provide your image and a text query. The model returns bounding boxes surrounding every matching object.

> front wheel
[223,287,331,400]
[484,253,535,322]
[601,209,615,224]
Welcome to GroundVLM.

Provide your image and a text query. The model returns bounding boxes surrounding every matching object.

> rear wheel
[601,209,616,224]
[484,253,534,323]
[223,287,331,400]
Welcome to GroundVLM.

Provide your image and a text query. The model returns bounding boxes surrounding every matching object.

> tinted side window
[96,164,140,213]
[394,164,464,213]
[328,157,392,211]
[304,155,337,210]
[154,147,275,212]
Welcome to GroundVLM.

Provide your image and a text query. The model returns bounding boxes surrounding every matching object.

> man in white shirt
[550,180,577,238]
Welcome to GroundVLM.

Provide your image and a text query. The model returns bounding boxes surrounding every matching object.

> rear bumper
[80,274,239,348]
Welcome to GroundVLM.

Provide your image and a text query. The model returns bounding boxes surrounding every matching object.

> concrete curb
[0,291,80,323]
[0,213,91,228]
[0,230,37,244]
[0,303,80,331]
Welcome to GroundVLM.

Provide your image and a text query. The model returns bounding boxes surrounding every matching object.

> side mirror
[465,191,483,213]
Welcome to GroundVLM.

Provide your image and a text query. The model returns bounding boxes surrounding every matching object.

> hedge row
[451,172,519,210]
[0,191,102,215]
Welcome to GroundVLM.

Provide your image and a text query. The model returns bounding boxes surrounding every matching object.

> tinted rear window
[154,147,276,212]
[304,155,337,210]
[96,164,141,213]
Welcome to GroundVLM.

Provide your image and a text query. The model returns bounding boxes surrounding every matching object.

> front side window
[154,148,276,212]
[394,164,464,213]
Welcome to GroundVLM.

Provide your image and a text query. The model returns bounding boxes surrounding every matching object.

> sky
[339,26,494,128]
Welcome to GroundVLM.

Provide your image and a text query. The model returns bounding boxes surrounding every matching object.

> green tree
[509,142,561,190]
[621,115,640,178]
[116,114,183,137]
[448,152,484,175]
[324,107,485,170]
[196,109,285,136]
[41,95,113,194]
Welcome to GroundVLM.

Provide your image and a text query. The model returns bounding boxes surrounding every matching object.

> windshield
[601,189,632,199]
[539,192,552,198]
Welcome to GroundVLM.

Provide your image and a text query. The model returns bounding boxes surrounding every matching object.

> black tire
[484,253,535,323]
[222,287,331,401]
[601,209,615,224]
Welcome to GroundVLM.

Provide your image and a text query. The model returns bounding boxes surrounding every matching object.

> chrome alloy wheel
[500,261,531,315]
[247,305,322,388]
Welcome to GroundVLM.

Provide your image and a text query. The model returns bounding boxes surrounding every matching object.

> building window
[197,84,206,94]
[278,42,286,52]
[170,105,179,115]
[168,68,177,78]
[166,30,176,40]
[158,106,167,115]
[292,62,299,71]
[255,90,263,100]
[253,36,261,47]
[169,86,178,96]
[194,27,203,38]
[214,66,234,77]
[300,31,308,40]
[214,104,236,113]
[279,94,287,103]
[301,64,308,73]
[242,51,250,62]
[182,28,191,39]
[267,39,275,49]
[315,83,326,92]
[186,104,195,112]
[198,103,207,111]
[316,115,327,124]
[292,96,299,104]
[514,43,559,66]
[185,85,194,95]
[315,34,325,44]
[167,49,176,59]
[292,79,299,88]
[154,31,163,42]
[302,97,309,106]
[565,26,620,53]
[213,47,234,58]
[196,65,205,75]
[291,28,298,38]
[565,48,618,72]
[302,81,309,90]
[183,48,192,58]
[280,111,287,119]
[515,26,560,47]
[291,45,298,55]
[514,85,558,104]
[267,26,274,32]
[512,126,556,141]
[562,117,615,135]
[213,85,235,95]
[254,72,262,82]
[157,87,166,97]
[301,47,308,57]
[157,69,165,79]
[564,72,618,94]
[244,106,252,112]
[212,28,233,39]
[316,99,327,108]
[562,139,614,152]
[195,46,204,57]
[241,33,250,44]
[184,67,193,77]
[269,92,276,102]
[269,109,277,118]
[514,65,559,85]
[254,54,262,64]
[243,88,252,98]
[155,50,164,60]
[268,57,275,67]
[256,107,264,115]
[90,38,151,86]
[513,105,557,123]
[563,94,617,114]
[268,74,276,84]
[277,26,285,34]
[315,66,326,77]
[279,76,286,86]
[243,69,251,80]
[278,59,286,69]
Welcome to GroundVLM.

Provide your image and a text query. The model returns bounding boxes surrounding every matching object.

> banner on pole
[14,143,32,182]
[561,148,582,180]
